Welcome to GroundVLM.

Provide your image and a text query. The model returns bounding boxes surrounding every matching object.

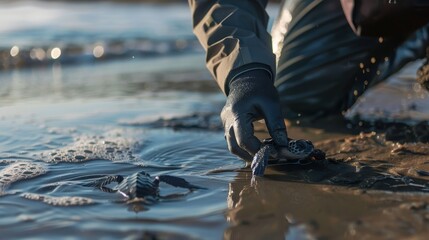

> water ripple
[139,131,242,175]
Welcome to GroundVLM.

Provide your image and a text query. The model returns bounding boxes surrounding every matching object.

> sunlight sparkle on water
[50,47,61,60]
[10,46,19,57]
[93,45,104,58]
[30,48,46,61]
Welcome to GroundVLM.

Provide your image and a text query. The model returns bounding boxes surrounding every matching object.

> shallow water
[0,53,242,239]
[0,3,239,237]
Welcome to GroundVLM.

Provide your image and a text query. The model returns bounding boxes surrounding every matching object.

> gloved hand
[221,69,289,161]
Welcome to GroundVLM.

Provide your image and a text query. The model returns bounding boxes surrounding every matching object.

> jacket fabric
[272,0,429,116]
[188,0,276,95]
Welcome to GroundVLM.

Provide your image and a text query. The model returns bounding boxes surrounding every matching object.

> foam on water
[40,136,142,163]
[0,161,47,195]
[22,193,95,206]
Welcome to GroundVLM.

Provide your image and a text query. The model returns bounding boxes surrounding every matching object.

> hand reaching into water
[221,70,289,161]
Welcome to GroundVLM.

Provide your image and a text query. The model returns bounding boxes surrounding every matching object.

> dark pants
[273,0,429,119]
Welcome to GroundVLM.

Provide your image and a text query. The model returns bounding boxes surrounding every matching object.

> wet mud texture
[347,119,429,143]
[270,132,429,192]
[345,198,429,239]
[259,131,429,239]
[385,121,429,143]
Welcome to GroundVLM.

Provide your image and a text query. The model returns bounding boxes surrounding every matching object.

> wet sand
[242,62,429,238]
[236,118,429,239]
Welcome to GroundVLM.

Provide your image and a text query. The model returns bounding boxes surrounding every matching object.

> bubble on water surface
[22,193,95,206]
[0,161,47,195]
[40,136,141,163]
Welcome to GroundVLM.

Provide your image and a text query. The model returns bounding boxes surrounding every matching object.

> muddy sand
[238,112,425,239]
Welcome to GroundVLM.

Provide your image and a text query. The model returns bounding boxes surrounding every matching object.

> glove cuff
[227,69,273,96]
[225,63,273,96]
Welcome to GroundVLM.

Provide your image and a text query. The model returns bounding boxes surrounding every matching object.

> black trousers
[273,0,429,119]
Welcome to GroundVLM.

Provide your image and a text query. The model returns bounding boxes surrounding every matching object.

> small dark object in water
[88,171,204,201]
[251,138,323,177]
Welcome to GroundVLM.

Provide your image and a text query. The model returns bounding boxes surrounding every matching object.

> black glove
[221,69,289,161]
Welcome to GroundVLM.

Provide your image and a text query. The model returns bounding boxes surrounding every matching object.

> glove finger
[260,103,289,147]
[234,115,261,155]
[225,125,253,161]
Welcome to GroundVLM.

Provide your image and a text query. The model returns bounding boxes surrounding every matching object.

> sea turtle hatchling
[87,171,204,202]
[251,138,324,176]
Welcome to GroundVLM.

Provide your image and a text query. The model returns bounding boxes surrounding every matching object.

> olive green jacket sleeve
[188,0,276,95]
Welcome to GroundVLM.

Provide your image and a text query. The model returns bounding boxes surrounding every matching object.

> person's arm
[189,0,288,161]
[189,0,275,94]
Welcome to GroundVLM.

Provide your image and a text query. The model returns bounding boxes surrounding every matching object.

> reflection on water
[224,171,387,239]
[0,1,201,70]
[0,54,214,106]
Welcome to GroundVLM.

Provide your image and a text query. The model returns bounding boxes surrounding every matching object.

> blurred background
[0,0,279,104]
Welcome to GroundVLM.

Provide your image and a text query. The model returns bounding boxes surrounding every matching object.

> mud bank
[253,123,429,239]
